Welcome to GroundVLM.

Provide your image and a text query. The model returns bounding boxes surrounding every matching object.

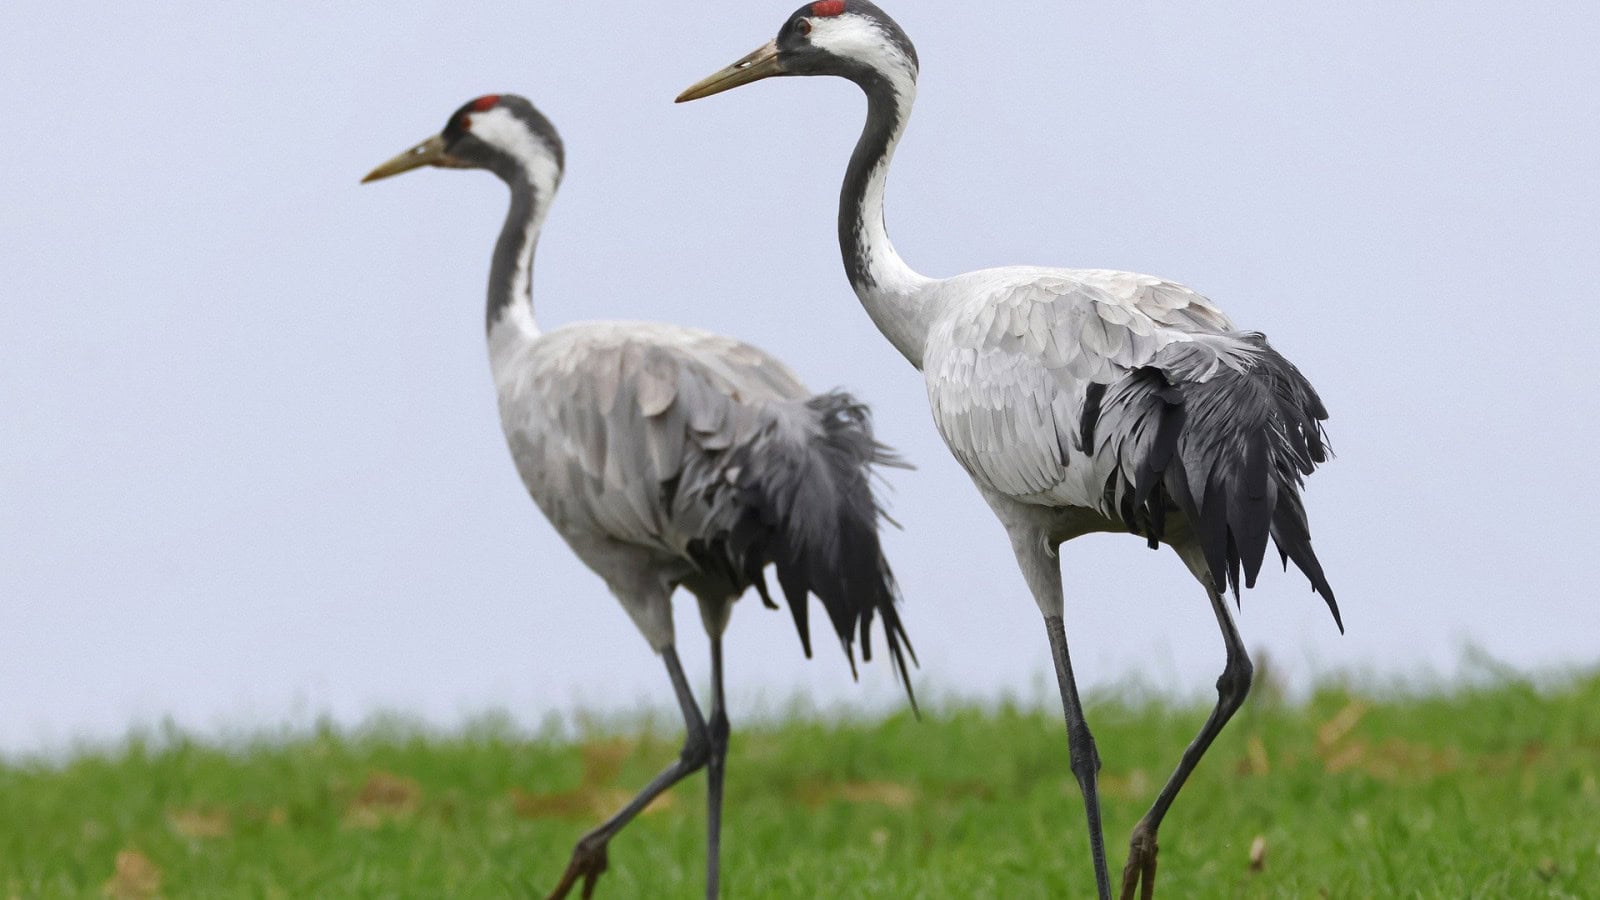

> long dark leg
[705,635,730,899]
[1118,589,1252,900]
[547,646,710,900]
[1046,614,1113,900]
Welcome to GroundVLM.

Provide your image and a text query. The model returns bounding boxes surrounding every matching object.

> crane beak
[361,134,461,184]
[675,40,785,103]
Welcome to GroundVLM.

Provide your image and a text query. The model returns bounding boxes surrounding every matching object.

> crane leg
[1118,588,1252,900]
[1045,614,1113,900]
[547,645,710,900]
[705,634,730,900]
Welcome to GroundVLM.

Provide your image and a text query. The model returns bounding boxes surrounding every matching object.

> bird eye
[795,18,812,36]
[459,115,473,130]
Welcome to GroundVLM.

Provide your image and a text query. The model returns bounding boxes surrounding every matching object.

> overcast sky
[3,2,1597,754]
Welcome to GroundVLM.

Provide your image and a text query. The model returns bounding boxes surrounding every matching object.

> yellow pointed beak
[361,134,459,184]
[675,40,786,103]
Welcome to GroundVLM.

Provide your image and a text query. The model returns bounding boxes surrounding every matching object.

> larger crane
[678,4,1340,898]
[363,93,915,900]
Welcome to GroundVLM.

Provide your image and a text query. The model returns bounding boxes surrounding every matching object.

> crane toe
[546,837,609,900]
[1118,824,1158,900]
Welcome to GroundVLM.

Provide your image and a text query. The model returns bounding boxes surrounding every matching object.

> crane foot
[547,837,610,900]
[1118,824,1158,900]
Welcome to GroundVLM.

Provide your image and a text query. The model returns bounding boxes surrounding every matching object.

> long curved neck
[840,71,933,368]
[486,174,555,340]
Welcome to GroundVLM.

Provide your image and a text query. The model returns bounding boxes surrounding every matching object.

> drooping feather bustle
[1099,336,1341,631]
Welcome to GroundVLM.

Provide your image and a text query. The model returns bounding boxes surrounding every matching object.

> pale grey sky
[3,2,1597,753]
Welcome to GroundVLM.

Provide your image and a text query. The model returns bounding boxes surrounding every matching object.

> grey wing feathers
[929,272,1251,501]
[928,271,1337,629]
[521,328,804,552]
[521,326,917,703]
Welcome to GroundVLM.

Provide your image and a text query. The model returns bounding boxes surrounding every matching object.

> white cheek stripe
[807,14,917,94]
[468,106,562,201]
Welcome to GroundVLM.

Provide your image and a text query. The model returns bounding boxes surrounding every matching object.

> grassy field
[3,669,1597,898]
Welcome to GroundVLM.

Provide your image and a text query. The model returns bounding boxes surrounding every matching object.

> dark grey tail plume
[1107,336,1341,631]
[728,391,918,711]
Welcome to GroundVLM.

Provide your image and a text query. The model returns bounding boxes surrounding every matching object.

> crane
[677,4,1341,898]
[362,93,916,900]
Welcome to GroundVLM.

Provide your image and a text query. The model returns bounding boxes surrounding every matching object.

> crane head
[362,94,564,188]
[676,1,917,103]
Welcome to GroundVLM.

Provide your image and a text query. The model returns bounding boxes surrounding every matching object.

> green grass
[4,671,1598,898]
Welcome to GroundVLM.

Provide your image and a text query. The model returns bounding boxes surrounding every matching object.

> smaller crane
[363,93,915,900]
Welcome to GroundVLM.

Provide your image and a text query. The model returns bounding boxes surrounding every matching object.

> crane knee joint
[1215,657,1254,706]
[1068,731,1101,780]
[679,728,713,768]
